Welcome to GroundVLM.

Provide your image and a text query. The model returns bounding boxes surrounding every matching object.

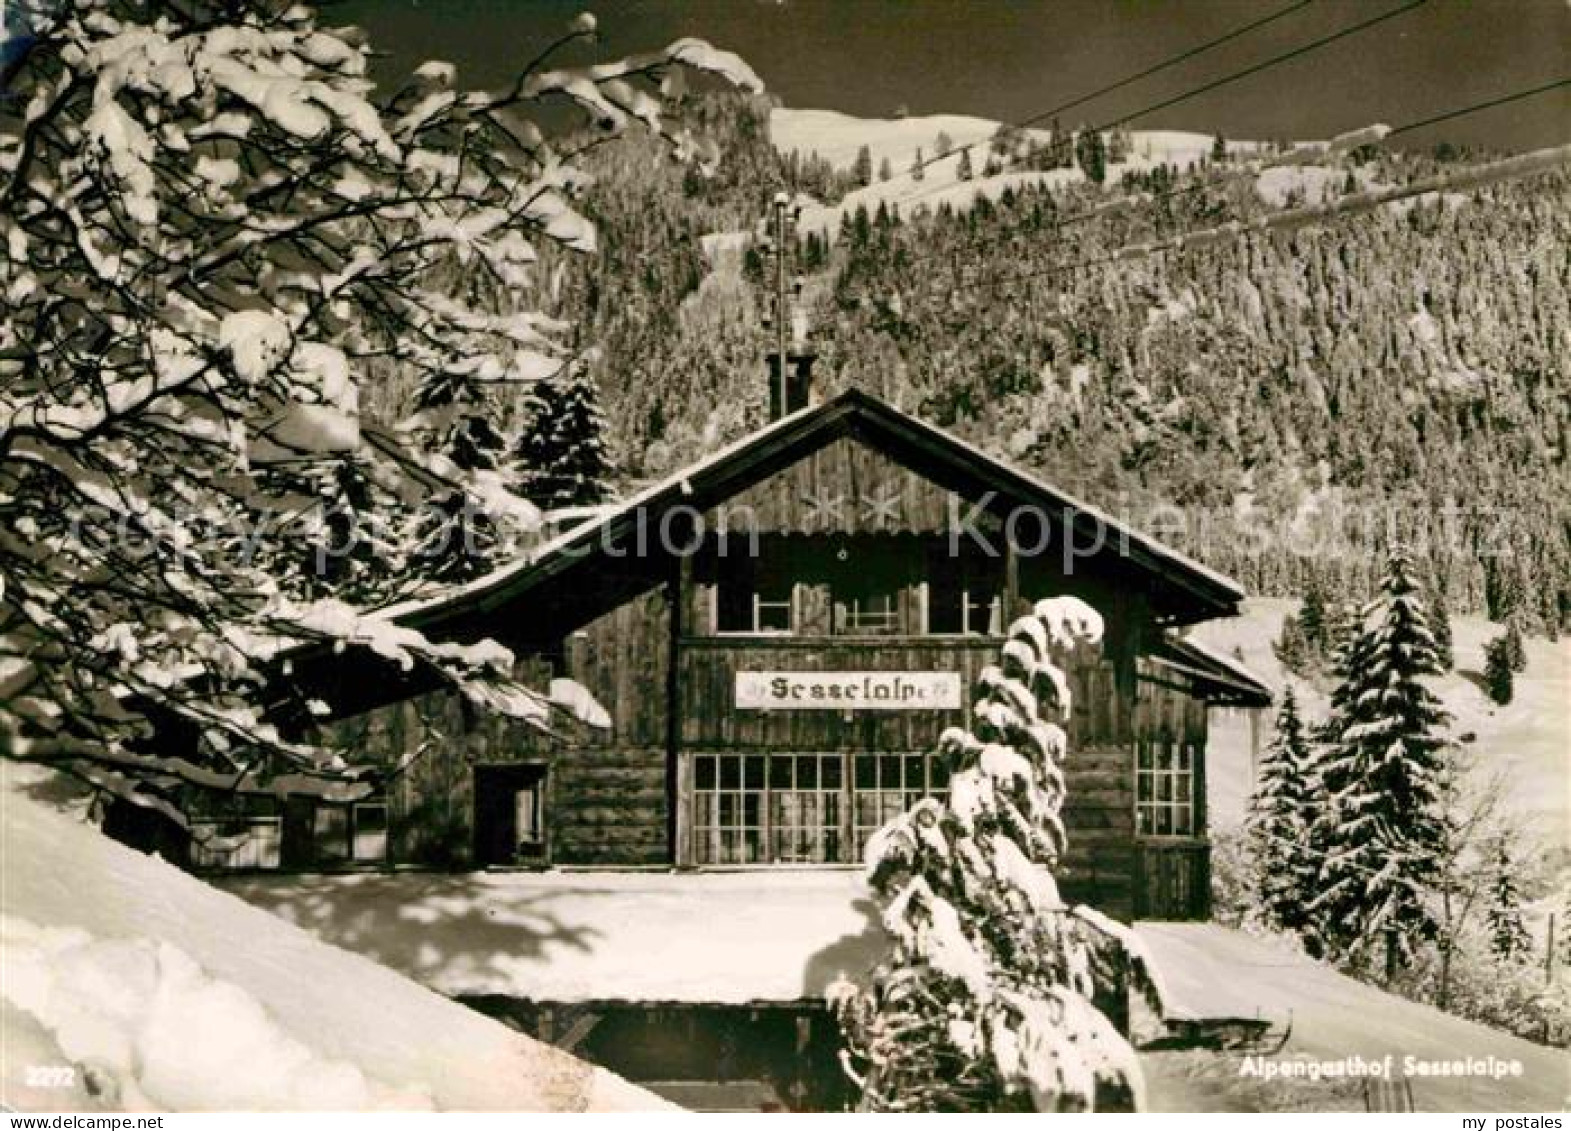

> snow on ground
[1193,598,1570,850]
[770,108,1258,238]
[221,869,886,1006]
[1135,922,1569,1112]
[770,107,1011,175]
[0,769,670,1113]
[1254,164,1442,209]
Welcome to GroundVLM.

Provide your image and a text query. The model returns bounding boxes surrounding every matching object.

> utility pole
[761,192,809,418]
[764,191,791,415]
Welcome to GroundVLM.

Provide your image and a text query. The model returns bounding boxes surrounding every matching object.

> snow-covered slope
[0,771,670,1113]
[770,107,1259,237]
[1193,599,1569,849]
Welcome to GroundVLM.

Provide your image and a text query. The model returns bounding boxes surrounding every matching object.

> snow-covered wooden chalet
[117,382,1271,1108]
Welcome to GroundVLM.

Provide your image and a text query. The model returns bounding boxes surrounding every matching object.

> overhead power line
[1384,76,1571,139]
[980,142,1571,291]
[887,76,1571,268]
[1016,0,1319,129]
[891,0,1429,213]
[1103,0,1427,134]
[894,0,1320,183]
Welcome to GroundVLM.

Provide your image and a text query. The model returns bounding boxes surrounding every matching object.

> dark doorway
[473,764,548,867]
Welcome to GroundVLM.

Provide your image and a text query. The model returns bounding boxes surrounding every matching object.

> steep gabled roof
[382,388,1245,633]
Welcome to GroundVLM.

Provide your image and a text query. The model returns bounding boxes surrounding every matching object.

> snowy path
[1,777,670,1112]
[1135,922,1568,1112]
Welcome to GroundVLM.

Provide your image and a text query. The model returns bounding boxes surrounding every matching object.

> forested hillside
[541,94,1570,631]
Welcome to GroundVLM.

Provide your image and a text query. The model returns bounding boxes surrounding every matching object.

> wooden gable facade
[187,390,1269,922]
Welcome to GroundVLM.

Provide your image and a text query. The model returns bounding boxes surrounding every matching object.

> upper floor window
[926,545,1003,636]
[716,543,794,634]
[831,539,911,636]
[837,589,901,635]
[708,535,1002,637]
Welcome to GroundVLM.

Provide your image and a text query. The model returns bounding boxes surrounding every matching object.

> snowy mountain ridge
[769,107,1264,235]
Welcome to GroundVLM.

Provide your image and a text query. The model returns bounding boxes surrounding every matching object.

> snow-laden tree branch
[0,1,761,818]
[831,596,1147,1112]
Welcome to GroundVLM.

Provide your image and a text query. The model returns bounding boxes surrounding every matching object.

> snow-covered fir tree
[1485,844,1531,961]
[1273,614,1311,674]
[514,359,613,510]
[832,597,1148,1112]
[1483,635,1515,705]
[1247,685,1316,933]
[1503,617,1527,673]
[1429,589,1455,671]
[853,143,873,187]
[0,0,759,816]
[1299,580,1331,655]
[1305,552,1453,974]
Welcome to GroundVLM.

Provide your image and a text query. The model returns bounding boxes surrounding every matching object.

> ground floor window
[313,800,390,866]
[1136,737,1197,837]
[189,796,282,870]
[690,751,948,865]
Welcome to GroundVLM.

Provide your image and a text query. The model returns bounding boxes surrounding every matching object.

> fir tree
[1047,117,1071,167]
[1075,128,1106,184]
[1299,580,1330,655]
[1483,635,1515,705]
[911,148,926,182]
[833,598,1145,1111]
[1504,617,1527,673]
[956,147,975,181]
[878,155,893,182]
[853,143,874,187]
[1486,844,1531,961]
[1306,551,1452,975]
[515,361,613,510]
[1210,133,1228,164]
[1247,686,1317,932]
[1273,612,1311,673]
[1430,589,1455,671]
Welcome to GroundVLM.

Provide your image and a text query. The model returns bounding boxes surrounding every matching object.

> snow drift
[0,772,670,1112]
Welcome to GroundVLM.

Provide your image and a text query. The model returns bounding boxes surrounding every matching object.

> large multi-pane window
[691,751,948,865]
[852,753,941,853]
[1135,738,1197,837]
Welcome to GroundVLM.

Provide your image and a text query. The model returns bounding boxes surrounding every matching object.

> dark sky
[332,0,1569,151]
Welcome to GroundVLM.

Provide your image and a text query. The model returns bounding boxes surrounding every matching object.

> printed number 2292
[26,1065,76,1088]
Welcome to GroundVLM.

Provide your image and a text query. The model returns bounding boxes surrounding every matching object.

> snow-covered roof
[1150,635,1272,708]
[378,389,1244,632]
[220,869,886,1006]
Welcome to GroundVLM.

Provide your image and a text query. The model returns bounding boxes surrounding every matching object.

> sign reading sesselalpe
[735,671,964,711]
